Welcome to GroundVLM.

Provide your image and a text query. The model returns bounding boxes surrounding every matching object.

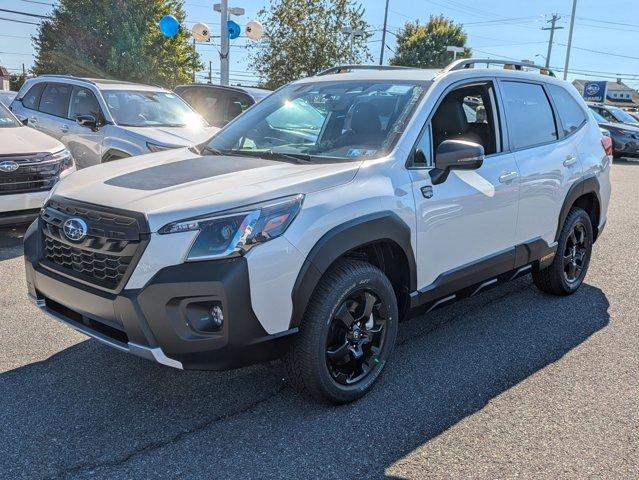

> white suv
[11,76,217,169]
[24,60,611,403]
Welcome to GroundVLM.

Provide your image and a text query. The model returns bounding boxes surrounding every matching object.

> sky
[1,0,638,89]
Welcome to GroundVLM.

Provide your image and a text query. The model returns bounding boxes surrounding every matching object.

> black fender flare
[289,211,417,328]
[555,175,601,242]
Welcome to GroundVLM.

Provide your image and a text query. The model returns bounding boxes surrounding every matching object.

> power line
[0,16,40,25]
[16,0,54,5]
[556,43,639,61]
[0,8,49,19]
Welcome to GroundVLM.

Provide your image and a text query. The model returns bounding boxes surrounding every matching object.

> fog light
[209,305,224,328]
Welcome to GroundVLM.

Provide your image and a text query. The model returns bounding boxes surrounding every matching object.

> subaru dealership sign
[582,81,607,103]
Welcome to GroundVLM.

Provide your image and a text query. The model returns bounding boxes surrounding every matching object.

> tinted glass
[608,106,639,125]
[179,88,225,126]
[104,90,206,127]
[547,84,587,136]
[589,108,607,124]
[501,81,557,149]
[0,103,20,128]
[39,83,72,117]
[68,86,101,119]
[225,93,253,123]
[208,80,430,161]
[0,91,17,107]
[21,83,45,110]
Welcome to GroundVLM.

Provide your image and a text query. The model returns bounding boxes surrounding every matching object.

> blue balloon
[159,15,180,38]
[228,20,241,40]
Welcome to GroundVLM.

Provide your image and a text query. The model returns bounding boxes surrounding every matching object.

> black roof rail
[35,74,98,85]
[442,59,556,77]
[316,64,416,76]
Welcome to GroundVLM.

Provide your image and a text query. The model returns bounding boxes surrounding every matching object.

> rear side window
[39,83,72,117]
[500,81,558,150]
[21,83,45,110]
[547,84,587,136]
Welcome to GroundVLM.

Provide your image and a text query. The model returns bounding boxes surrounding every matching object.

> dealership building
[572,78,639,108]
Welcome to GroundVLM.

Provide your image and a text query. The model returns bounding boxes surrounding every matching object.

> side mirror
[430,140,484,185]
[76,114,98,130]
[21,118,29,126]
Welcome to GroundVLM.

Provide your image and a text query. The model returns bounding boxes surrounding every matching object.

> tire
[284,259,398,404]
[533,207,593,296]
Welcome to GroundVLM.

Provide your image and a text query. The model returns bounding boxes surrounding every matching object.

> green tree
[10,73,27,91]
[390,15,471,69]
[32,0,200,88]
[249,0,371,89]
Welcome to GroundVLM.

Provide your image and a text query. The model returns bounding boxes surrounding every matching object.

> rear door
[499,80,582,246]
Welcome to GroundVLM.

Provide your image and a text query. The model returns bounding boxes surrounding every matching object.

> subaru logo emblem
[63,218,88,242]
[585,84,600,96]
[0,161,19,173]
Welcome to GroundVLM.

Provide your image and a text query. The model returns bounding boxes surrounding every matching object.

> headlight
[159,194,304,261]
[48,148,74,171]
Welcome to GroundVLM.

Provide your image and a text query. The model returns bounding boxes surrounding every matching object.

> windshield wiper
[260,150,313,163]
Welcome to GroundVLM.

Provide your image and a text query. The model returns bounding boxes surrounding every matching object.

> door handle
[498,171,519,183]
[61,124,69,133]
[563,154,577,167]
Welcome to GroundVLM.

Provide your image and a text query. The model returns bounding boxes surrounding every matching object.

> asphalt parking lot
[1,161,637,480]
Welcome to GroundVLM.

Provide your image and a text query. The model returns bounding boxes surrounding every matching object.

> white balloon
[191,22,211,42]
[245,20,263,41]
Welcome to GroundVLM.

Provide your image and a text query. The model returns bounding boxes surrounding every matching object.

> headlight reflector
[159,194,304,261]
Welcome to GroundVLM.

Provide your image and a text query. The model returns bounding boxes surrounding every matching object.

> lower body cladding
[24,239,298,371]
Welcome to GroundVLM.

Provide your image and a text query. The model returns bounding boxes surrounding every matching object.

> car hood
[122,125,220,147]
[0,126,64,155]
[52,148,362,232]
[598,120,639,132]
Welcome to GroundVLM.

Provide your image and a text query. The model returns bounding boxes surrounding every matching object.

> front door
[409,80,520,290]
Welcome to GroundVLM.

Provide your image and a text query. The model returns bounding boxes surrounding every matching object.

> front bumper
[0,190,49,226]
[24,221,297,370]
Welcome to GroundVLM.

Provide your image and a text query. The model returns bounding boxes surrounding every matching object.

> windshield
[609,106,639,125]
[0,103,20,128]
[589,108,607,124]
[103,90,207,127]
[206,80,430,160]
[0,91,17,107]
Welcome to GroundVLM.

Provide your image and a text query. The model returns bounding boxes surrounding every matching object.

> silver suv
[11,76,218,169]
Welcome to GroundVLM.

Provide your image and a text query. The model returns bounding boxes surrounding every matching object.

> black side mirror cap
[430,140,485,185]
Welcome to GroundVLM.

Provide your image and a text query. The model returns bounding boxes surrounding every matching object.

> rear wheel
[284,259,398,404]
[533,207,593,295]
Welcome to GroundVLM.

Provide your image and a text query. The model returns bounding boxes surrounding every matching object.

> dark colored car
[174,84,271,128]
[589,107,639,159]
[588,102,639,127]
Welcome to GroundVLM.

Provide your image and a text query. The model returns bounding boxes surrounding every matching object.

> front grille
[0,153,63,195]
[39,198,147,291]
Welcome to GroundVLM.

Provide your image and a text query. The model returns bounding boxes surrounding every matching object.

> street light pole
[542,14,563,69]
[220,0,229,86]
[342,27,364,63]
[563,0,578,80]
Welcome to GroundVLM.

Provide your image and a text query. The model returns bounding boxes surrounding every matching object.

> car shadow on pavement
[0,277,610,479]
[0,225,28,261]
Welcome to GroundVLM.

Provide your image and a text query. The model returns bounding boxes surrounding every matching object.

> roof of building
[0,66,10,77]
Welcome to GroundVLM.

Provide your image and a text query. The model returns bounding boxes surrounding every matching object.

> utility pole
[563,0,578,80]
[192,38,197,82]
[208,61,212,84]
[541,14,563,69]
[219,0,229,85]
[379,0,390,65]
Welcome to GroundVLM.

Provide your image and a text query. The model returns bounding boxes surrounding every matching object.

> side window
[430,82,499,157]
[547,84,587,136]
[68,87,101,120]
[500,81,557,150]
[21,83,45,110]
[225,93,253,124]
[39,83,72,118]
[600,109,616,123]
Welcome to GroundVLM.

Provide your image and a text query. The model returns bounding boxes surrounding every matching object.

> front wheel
[533,207,593,295]
[284,259,398,404]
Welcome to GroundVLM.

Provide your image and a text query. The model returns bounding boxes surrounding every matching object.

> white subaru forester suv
[24,60,611,403]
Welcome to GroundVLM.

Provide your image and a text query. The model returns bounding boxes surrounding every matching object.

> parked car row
[0,77,271,224]
[588,103,639,159]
